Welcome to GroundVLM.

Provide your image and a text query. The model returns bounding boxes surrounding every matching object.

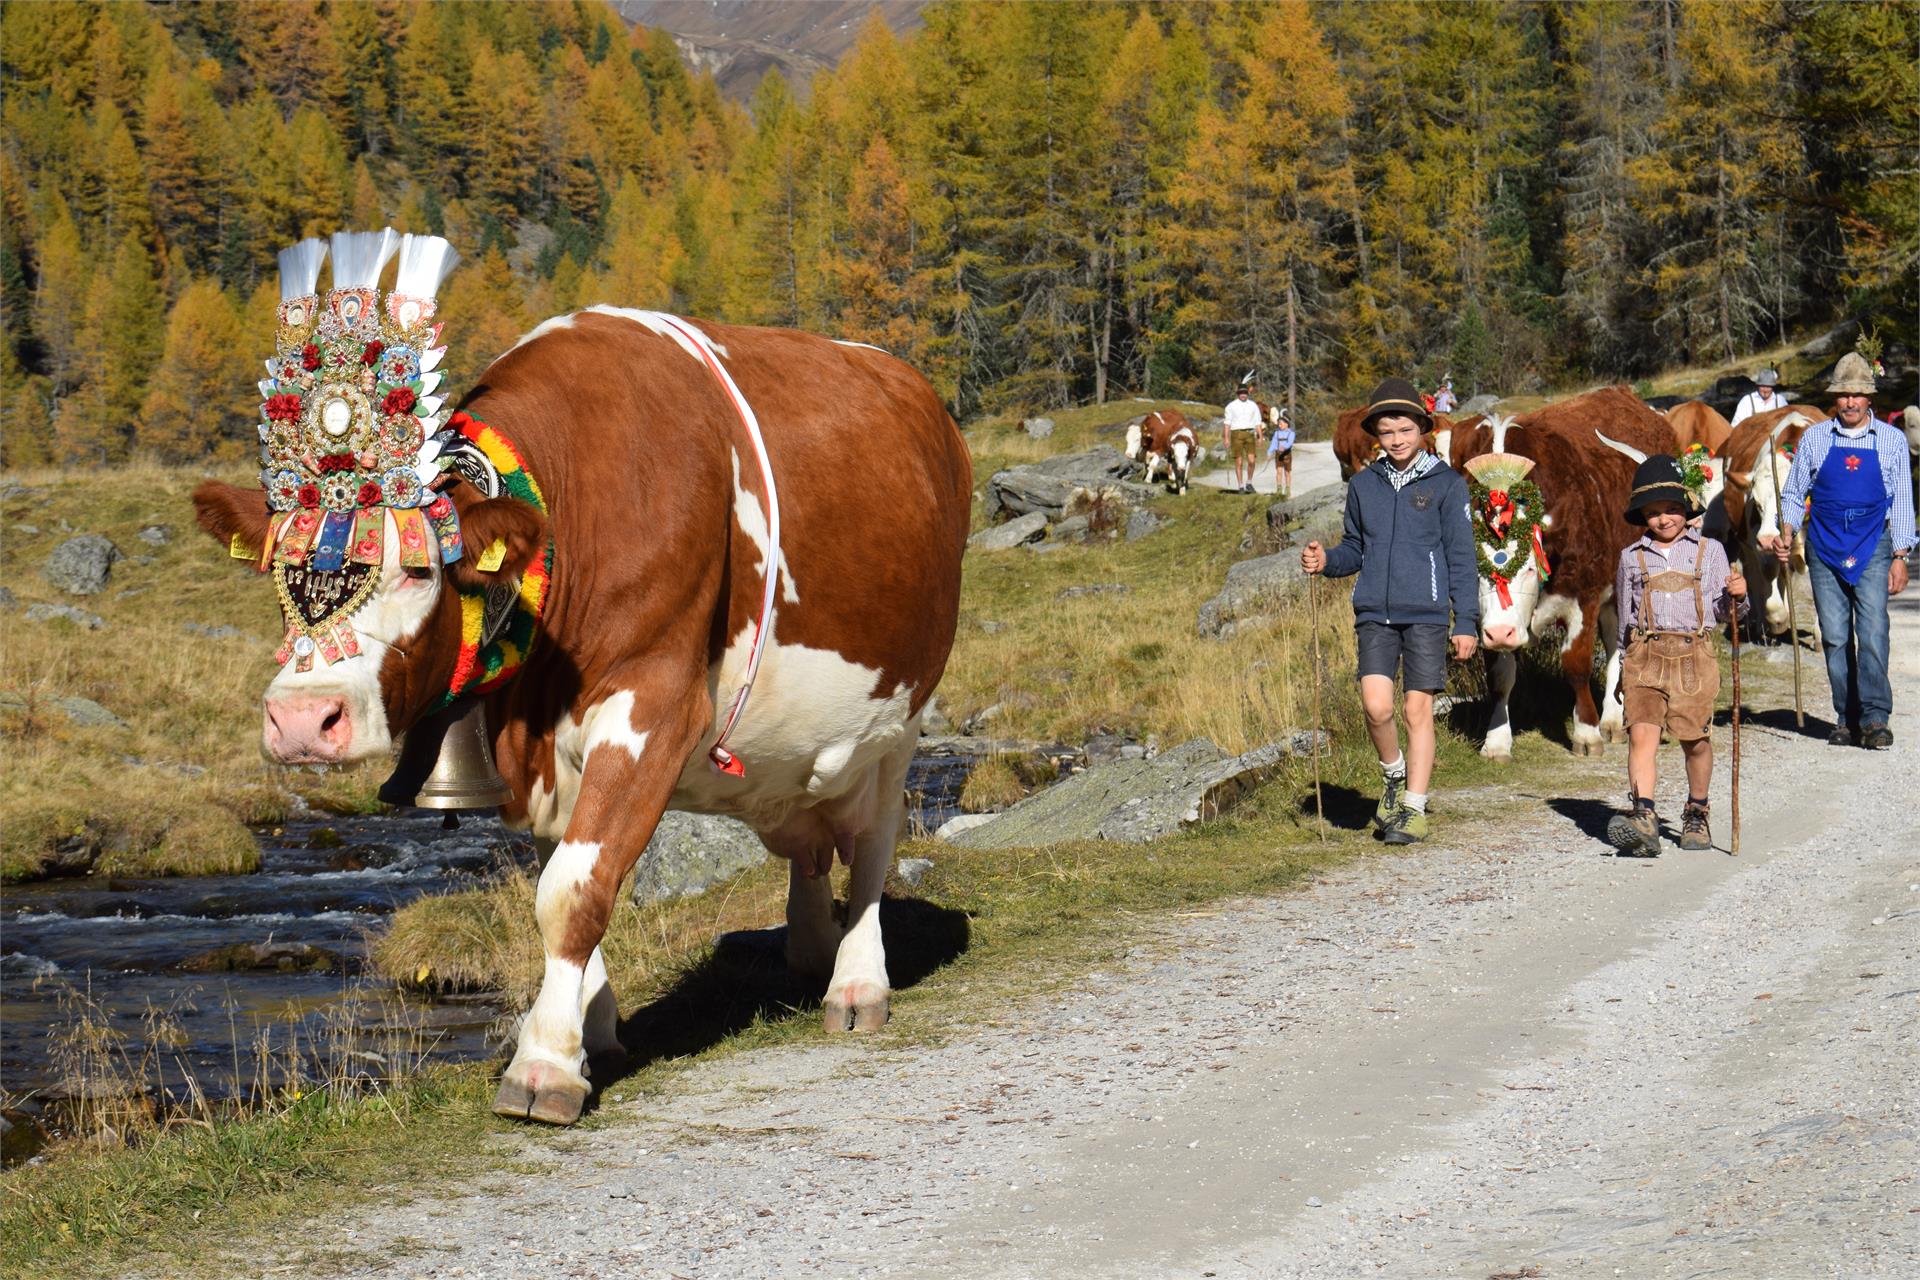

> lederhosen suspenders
[1633,546,1709,641]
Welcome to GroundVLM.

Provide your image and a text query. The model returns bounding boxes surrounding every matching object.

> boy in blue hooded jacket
[1302,378,1480,844]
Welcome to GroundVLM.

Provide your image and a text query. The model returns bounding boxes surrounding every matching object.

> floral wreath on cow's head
[1462,450,1552,609]
[244,229,509,671]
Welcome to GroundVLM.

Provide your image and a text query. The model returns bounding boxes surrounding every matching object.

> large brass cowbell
[377,698,513,810]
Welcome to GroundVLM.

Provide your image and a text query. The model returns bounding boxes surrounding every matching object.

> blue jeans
[1804,531,1893,727]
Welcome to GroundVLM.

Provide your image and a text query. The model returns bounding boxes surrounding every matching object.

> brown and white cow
[194,307,972,1125]
[1664,400,1734,525]
[1453,388,1675,759]
[1720,404,1818,639]
[1125,408,1196,491]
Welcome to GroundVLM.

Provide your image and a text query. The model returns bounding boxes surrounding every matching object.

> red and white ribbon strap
[649,313,782,778]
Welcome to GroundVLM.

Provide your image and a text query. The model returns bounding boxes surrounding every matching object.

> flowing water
[1,752,975,1162]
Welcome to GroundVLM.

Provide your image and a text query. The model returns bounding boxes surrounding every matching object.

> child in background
[1266,409,1296,499]
[1606,455,1748,856]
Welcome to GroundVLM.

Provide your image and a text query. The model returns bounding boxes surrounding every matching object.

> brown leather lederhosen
[1621,546,1720,740]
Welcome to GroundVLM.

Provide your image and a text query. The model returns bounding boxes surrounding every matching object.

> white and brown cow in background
[195,307,972,1125]
[1663,400,1734,531]
[1453,388,1676,759]
[1719,404,1817,640]
[1125,408,1196,491]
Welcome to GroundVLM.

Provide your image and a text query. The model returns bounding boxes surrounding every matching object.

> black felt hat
[1624,454,1698,525]
[1361,377,1431,435]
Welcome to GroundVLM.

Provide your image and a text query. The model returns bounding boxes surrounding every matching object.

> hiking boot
[1862,723,1894,750]
[1373,774,1405,831]
[1605,806,1661,857]
[1679,802,1712,852]
[1379,805,1428,845]
[1828,723,1856,746]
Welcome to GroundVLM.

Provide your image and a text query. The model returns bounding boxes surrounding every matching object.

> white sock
[1404,791,1429,813]
[1381,754,1407,780]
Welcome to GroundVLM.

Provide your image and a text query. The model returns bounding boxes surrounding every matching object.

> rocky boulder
[41,535,121,596]
[1456,394,1501,417]
[968,510,1049,551]
[1023,416,1055,439]
[983,446,1155,520]
[24,602,106,630]
[949,735,1322,850]
[630,811,768,903]
[1195,486,1346,638]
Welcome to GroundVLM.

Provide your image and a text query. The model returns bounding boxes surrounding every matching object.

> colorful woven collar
[428,409,552,714]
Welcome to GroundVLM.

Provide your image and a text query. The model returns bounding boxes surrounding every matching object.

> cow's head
[1124,419,1144,463]
[194,481,545,766]
[1169,431,1194,494]
[1463,416,1550,651]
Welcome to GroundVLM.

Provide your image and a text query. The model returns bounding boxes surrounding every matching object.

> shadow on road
[579,895,973,1111]
[1544,795,1617,846]
[1297,783,1377,832]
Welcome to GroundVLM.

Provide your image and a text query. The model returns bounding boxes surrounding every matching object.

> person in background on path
[1433,378,1457,415]
[1223,384,1266,494]
[1766,352,1914,749]
[1730,369,1788,426]
[1266,408,1297,500]
[1605,457,1748,857]
[1300,378,1479,845]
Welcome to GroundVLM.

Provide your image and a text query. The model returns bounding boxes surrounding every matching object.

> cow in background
[1125,408,1194,489]
[1663,400,1735,536]
[1453,388,1674,759]
[1720,405,1818,640]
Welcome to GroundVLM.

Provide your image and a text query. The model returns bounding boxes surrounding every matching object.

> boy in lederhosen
[1605,456,1748,856]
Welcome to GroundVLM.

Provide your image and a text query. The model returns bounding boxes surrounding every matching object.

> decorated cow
[1453,388,1676,758]
[192,230,972,1126]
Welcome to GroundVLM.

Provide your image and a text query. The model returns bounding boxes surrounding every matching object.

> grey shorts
[1356,621,1449,693]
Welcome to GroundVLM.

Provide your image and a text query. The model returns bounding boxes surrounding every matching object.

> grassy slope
[0,466,386,879]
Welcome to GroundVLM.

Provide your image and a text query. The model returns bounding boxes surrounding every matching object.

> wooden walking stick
[1308,568,1328,842]
[1728,612,1741,855]
[1766,430,1804,728]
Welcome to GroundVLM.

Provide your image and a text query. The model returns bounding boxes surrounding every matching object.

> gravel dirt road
[287,592,1916,1280]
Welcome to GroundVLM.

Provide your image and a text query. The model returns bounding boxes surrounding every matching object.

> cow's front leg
[1595,605,1627,743]
[1481,650,1518,760]
[785,856,843,978]
[531,837,622,1066]
[1564,606,1605,756]
[495,691,704,1126]
[823,742,912,1033]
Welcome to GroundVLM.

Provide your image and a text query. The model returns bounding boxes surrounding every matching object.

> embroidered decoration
[251,230,460,664]
[1463,450,1549,608]
[1845,453,1863,472]
[428,409,552,714]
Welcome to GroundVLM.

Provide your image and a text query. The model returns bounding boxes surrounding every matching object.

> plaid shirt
[1778,418,1917,553]
[1614,530,1746,650]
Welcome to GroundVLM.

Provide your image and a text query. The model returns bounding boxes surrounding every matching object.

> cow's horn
[1487,413,1521,453]
[1594,431,1647,465]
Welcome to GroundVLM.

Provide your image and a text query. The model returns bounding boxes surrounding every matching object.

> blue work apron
[1806,434,1891,585]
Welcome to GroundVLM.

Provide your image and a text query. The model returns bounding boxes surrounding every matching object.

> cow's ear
[192,482,272,560]
[447,496,547,589]
[1726,469,1752,492]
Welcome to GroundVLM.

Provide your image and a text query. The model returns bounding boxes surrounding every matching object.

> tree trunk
[1285,269,1301,421]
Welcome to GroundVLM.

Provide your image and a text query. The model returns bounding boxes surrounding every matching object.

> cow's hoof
[822,981,890,1033]
[1600,722,1628,744]
[1572,734,1606,758]
[493,1062,590,1126]
[1480,747,1512,763]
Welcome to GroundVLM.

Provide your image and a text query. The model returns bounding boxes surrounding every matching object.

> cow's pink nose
[263,696,352,763]
[1483,624,1519,650]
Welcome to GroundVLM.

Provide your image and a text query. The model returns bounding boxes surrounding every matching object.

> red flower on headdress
[381,386,417,416]
[358,480,384,506]
[361,340,385,367]
[297,483,321,508]
[265,392,303,423]
[301,343,321,372]
[1488,489,1510,509]
[317,453,354,474]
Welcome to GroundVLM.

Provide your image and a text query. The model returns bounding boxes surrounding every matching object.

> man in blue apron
[1769,353,1915,748]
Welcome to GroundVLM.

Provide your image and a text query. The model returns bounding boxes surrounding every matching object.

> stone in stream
[181,941,347,974]
[40,534,121,596]
[948,734,1323,849]
[630,811,768,904]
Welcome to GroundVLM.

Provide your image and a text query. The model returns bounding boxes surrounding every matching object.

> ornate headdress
[1463,424,1551,607]
[249,229,466,669]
